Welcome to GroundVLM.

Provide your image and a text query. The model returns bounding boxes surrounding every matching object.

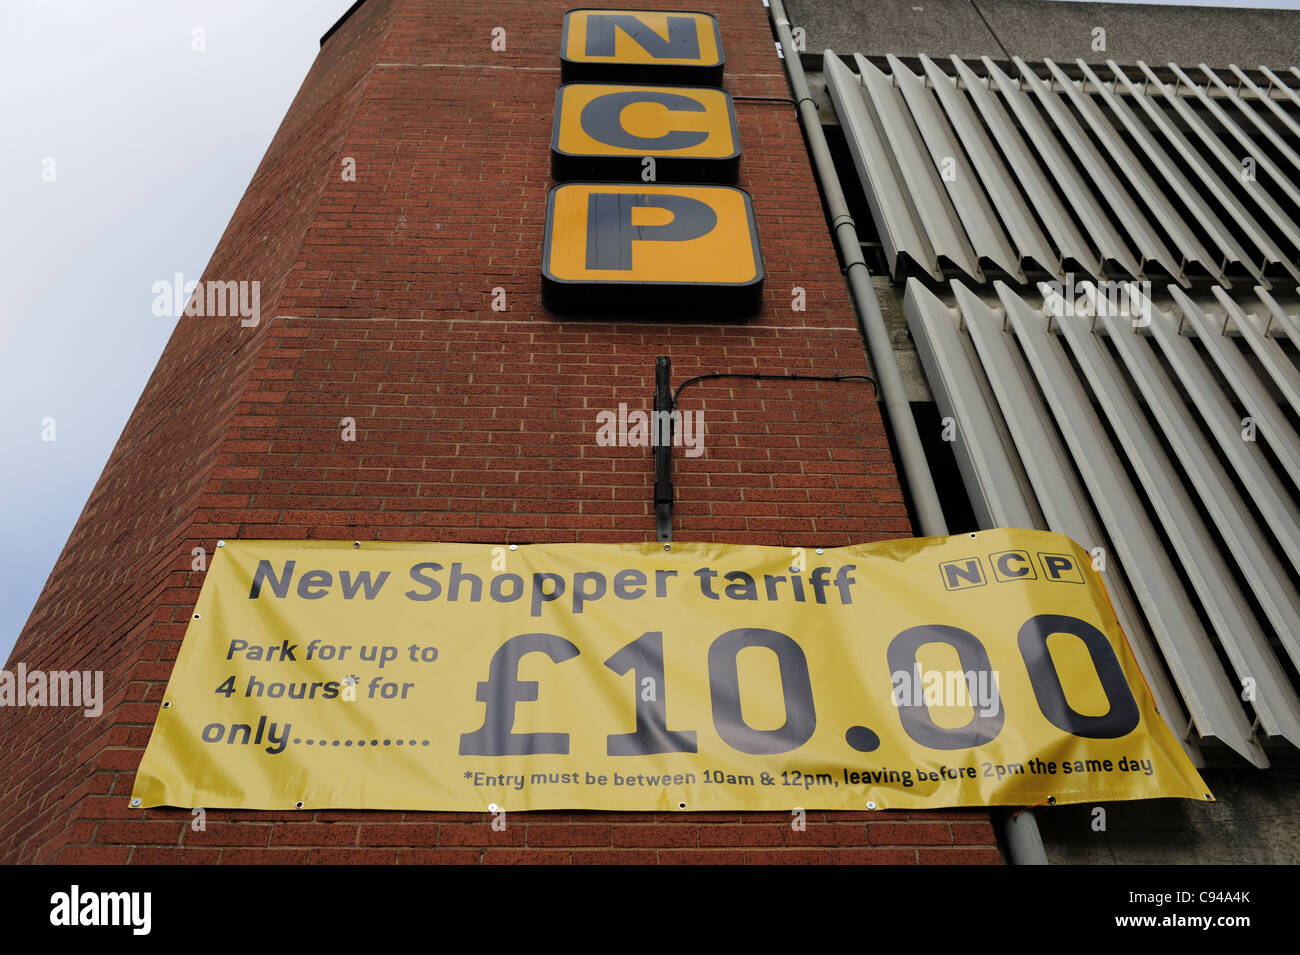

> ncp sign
[543,9,763,316]
[542,183,762,314]
[560,9,725,84]
[551,82,740,182]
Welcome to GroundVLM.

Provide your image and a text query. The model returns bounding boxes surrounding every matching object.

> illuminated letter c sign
[552,83,740,182]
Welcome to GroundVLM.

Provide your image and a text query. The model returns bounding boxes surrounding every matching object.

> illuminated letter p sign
[543,183,763,316]
[585,192,717,270]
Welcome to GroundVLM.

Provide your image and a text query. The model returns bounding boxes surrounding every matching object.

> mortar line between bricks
[273,315,867,334]
[374,64,786,80]
[377,62,561,71]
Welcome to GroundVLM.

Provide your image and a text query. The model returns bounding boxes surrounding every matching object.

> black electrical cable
[672,372,877,409]
[730,95,799,105]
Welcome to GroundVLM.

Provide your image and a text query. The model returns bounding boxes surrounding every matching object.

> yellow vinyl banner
[131,532,1210,812]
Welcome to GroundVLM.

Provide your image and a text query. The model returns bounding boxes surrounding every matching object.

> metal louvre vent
[903,278,1300,766]
[825,52,1300,288]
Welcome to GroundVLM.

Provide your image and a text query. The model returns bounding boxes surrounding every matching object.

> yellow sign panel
[561,9,724,84]
[541,182,762,315]
[552,83,740,182]
[132,532,1209,813]
[545,183,756,282]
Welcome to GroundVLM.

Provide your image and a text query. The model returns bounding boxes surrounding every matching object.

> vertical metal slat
[1203,65,1300,173]
[1167,63,1300,214]
[1058,283,1300,746]
[951,57,1099,277]
[1260,65,1300,111]
[1098,286,1300,678]
[1254,284,1300,347]
[1110,62,1295,283]
[920,55,1059,277]
[949,281,1196,757]
[1041,58,1211,283]
[1075,60,1259,283]
[1174,286,1300,489]
[1144,290,1300,577]
[1228,64,1300,142]
[997,283,1265,765]
[889,55,1024,281]
[823,53,940,281]
[903,279,1040,528]
[1215,287,1300,414]
[855,54,984,280]
[983,58,1143,279]
[1139,61,1300,274]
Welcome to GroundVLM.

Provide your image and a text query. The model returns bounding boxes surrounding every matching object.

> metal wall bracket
[654,356,674,542]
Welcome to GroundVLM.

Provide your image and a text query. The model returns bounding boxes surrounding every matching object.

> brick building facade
[1,0,1001,864]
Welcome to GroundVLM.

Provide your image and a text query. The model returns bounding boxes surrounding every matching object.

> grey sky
[2,0,1300,666]
[0,1,350,662]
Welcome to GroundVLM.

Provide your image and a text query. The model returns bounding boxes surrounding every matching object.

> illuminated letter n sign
[561,9,725,84]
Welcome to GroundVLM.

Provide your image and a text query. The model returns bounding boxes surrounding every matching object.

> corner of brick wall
[6,0,1001,865]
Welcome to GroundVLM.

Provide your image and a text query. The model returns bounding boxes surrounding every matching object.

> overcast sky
[0,1,351,663]
[2,0,1300,666]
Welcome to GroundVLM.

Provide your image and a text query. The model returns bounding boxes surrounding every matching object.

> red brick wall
[2,0,1002,864]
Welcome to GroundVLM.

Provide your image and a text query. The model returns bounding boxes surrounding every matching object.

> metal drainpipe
[765,0,1048,866]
